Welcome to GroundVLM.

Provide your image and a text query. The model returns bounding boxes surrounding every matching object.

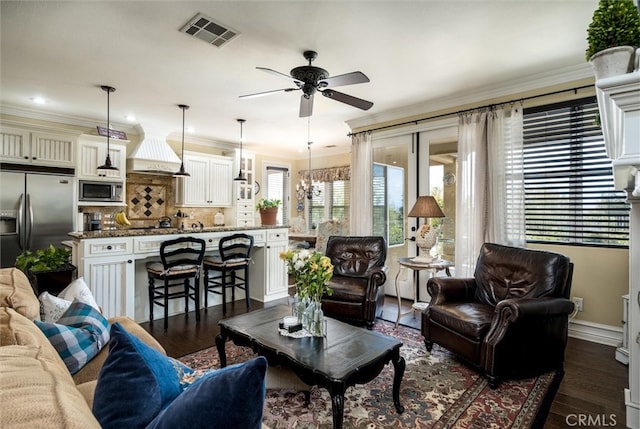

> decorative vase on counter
[302,298,326,337]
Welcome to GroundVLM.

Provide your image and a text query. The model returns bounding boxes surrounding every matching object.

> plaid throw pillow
[35,299,110,374]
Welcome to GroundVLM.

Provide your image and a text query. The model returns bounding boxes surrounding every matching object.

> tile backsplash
[82,173,228,230]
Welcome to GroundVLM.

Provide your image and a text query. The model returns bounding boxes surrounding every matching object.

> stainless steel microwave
[79,180,123,202]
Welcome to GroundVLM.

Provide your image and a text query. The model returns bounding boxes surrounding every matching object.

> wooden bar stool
[203,233,253,314]
[146,236,206,331]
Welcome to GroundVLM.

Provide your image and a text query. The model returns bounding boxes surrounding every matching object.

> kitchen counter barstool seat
[146,236,206,331]
[203,233,254,314]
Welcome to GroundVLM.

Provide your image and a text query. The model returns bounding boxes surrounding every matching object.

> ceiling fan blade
[321,89,373,111]
[319,71,370,88]
[256,67,303,85]
[239,88,299,99]
[299,94,314,118]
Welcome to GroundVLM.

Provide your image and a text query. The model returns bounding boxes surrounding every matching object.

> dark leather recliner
[422,243,574,387]
[321,236,387,329]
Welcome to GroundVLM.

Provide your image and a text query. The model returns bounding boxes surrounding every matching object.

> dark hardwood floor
[139,296,629,428]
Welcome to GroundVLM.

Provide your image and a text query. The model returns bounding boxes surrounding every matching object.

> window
[523,97,629,247]
[372,163,405,246]
[307,181,349,230]
[265,165,289,226]
[308,182,326,229]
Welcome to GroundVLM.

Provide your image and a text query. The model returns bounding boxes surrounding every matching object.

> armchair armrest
[485,297,575,346]
[495,297,575,321]
[364,266,387,301]
[427,277,477,305]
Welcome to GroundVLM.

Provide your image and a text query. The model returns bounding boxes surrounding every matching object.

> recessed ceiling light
[187,127,195,133]
[124,115,136,122]
[31,96,47,105]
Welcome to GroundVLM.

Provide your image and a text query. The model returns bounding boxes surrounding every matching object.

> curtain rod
[347,84,593,137]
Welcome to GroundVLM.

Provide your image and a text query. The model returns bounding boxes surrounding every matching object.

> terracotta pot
[589,46,635,80]
[259,207,278,225]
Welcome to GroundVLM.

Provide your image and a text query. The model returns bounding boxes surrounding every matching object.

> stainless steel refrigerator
[0,170,75,268]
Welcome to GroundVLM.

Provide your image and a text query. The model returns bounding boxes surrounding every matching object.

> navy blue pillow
[92,323,195,428]
[93,322,267,429]
[147,357,267,429]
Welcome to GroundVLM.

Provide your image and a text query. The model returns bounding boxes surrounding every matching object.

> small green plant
[15,245,72,273]
[585,0,640,60]
[256,198,281,210]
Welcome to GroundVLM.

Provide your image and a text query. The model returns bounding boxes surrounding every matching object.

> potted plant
[256,198,281,225]
[15,245,76,295]
[586,0,640,79]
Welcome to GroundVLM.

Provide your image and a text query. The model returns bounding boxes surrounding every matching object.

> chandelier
[296,119,320,201]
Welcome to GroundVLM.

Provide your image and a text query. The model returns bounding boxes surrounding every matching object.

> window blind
[523,97,629,247]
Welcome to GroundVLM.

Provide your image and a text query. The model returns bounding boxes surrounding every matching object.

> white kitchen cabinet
[234,150,256,226]
[77,237,135,319]
[0,126,76,168]
[175,151,233,207]
[250,227,289,302]
[77,135,128,181]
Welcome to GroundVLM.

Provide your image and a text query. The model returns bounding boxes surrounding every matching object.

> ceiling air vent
[180,13,239,47]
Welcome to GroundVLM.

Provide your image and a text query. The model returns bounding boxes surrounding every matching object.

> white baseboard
[568,319,623,347]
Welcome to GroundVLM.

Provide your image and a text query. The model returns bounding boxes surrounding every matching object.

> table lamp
[407,196,445,263]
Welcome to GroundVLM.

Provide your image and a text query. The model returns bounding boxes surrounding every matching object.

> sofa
[0,267,166,427]
[1,267,272,429]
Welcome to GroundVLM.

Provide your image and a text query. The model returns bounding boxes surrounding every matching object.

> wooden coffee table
[215,305,405,429]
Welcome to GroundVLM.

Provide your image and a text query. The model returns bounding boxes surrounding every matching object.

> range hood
[127,127,182,174]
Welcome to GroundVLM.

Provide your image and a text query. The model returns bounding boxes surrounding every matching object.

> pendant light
[234,118,247,181]
[173,104,190,177]
[97,85,118,171]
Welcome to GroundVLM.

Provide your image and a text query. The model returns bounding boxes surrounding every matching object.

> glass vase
[302,298,325,337]
[293,293,309,324]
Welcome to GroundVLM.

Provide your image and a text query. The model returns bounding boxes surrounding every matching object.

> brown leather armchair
[422,243,574,387]
[321,236,387,329]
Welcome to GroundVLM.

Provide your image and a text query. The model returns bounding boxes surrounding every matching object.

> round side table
[394,257,453,328]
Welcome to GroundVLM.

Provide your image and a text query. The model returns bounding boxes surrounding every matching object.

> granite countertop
[68,225,287,240]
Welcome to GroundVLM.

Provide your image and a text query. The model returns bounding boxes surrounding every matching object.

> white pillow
[59,278,99,311]
[39,292,73,323]
[39,278,100,322]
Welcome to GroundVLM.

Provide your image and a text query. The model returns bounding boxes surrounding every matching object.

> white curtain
[487,106,526,247]
[350,132,373,235]
[456,107,525,277]
[455,111,488,277]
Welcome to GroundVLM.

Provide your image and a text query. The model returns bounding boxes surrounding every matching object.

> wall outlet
[572,297,583,312]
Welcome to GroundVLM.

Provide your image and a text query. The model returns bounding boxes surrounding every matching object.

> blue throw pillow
[34,298,110,374]
[93,322,267,429]
[147,357,267,429]
[92,322,194,428]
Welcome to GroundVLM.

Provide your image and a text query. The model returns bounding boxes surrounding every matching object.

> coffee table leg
[215,333,227,368]
[330,387,345,429]
[392,350,406,413]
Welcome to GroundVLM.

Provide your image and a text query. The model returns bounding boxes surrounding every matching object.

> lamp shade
[407,196,445,218]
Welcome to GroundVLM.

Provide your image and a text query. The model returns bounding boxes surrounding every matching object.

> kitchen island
[68,226,289,323]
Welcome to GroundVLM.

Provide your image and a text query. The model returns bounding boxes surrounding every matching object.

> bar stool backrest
[219,233,253,263]
[160,236,206,270]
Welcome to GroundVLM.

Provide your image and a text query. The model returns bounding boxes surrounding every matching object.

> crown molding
[347,62,594,131]
[0,103,138,134]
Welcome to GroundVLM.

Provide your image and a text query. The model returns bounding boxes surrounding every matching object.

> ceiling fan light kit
[240,50,373,117]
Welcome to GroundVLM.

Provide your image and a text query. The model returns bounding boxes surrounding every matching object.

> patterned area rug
[178,320,560,429]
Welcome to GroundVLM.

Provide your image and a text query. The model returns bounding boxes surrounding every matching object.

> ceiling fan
[240,50,373,117]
